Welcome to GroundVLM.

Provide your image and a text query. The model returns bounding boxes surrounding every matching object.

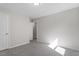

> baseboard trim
[9,40,30,49]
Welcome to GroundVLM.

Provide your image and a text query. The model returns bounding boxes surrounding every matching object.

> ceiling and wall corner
[0,3,79,19]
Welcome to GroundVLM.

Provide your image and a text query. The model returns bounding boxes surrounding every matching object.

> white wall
[36,7,79,50]
[0,10,33,49]
[9,14,33,48]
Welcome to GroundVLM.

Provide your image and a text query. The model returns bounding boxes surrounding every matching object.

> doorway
[33,22,37,40]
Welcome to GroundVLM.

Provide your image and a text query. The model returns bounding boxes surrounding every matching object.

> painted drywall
[9,14,33,48]
[0,9,34,49]
[36,7,79,50]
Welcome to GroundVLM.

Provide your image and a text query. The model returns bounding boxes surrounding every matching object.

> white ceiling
[0,3,79,19]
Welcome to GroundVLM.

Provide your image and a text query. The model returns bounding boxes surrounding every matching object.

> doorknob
[5,33,8,35]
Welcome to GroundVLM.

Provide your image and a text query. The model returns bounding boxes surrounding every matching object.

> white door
[0,13,9,51]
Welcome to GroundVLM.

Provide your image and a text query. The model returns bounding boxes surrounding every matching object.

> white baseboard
[9,40,30,49]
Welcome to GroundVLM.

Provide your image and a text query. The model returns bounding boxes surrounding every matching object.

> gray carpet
[0,40,79,56]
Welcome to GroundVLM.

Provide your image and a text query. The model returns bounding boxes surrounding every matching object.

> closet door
[0,13,9,51]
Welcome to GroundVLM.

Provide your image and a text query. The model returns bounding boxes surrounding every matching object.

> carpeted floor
[0,40,79,56]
